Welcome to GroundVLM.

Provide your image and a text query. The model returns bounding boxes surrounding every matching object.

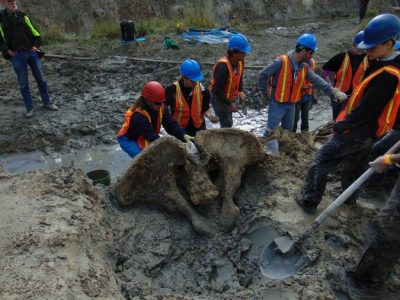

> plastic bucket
[86,169,111,186]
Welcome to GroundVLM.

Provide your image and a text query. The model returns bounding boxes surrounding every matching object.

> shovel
[260,140,400,279]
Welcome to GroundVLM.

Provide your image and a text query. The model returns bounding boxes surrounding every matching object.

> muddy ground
[1,17,400,299]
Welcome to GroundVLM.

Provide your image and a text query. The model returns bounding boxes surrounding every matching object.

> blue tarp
[181,28,238,44]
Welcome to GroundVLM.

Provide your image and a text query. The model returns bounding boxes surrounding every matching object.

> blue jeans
[118,135,142,158]
[11,50,50,111]
[264,99,295,136]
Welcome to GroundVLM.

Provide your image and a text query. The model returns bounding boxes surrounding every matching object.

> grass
[90,20,120,39]
[40,0,255,44]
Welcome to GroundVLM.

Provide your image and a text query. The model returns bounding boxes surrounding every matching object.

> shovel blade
[259,238,303,280]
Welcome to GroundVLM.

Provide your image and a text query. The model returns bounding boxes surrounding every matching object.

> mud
[1,129,399,299]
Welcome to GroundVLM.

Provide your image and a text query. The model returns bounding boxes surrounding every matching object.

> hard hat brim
[188,73,204,82]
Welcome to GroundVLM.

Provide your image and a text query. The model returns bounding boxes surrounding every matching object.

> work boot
[26,109,33,118]
[43,103,58,111]
[294,193,317,214]
[346,271,384,300]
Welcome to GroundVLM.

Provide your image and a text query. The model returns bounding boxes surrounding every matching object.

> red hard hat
[141,81,165,103]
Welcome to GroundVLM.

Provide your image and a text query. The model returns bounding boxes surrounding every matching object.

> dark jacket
[333,53,400,140]
[165,79,210,136]
[0,9,42,59]
[211,58,244,105]
[125,102,185,142]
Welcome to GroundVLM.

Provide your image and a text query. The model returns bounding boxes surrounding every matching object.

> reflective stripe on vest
[335,53,369,93]
[352,55,369,90]
[173,81,204,128]
[116,106,164,149]
[209,56,244,101]
[275,55,308,103]
[335,53,351,92]
[302,58,316,96]
[336,66,400,137]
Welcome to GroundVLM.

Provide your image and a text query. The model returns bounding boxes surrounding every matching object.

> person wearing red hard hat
[117,81,189,158]
[165,59,219,136]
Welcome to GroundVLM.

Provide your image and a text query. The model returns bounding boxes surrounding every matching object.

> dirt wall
[6,0,394,32]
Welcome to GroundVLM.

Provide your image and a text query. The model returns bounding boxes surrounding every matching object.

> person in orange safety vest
[296,14,400,215]
[165,59,219,136]
[322,31,368,119]
[258,33,347,137]
[117,81,192,158]
[210,34,251,128]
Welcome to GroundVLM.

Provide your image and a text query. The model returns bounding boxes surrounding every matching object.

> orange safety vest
[335,53,369,93]
[172,81,204,128]
[274,55,308,103]
[302,58,316,96]
[209,56,244,102]
[116,106,164,149]
[336,66,400,137]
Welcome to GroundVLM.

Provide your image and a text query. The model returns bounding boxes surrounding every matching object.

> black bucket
[120,20,136,41]
[86,169,111,186]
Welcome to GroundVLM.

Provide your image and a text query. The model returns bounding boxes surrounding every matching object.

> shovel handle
[299,139,400,242]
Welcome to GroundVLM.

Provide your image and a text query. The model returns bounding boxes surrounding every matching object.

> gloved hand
[369,155,390,173]
[183,134,195,142]
[262,94,269,106]
[332,88,348,103]
[230,103,239,112]
[208,114,219,123]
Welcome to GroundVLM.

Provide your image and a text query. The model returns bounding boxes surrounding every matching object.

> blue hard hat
[227,34,252,53]
[396,41,400,50]
[297,33,318,51]
[353,31,364,45]
[358,14,400,49]
[179,59,203,82]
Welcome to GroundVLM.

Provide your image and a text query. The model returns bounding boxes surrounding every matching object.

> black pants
[354,175,400,285]
[211,95,233,128]
[359,0,370,21]
[293,100,312,132]
[301,133,374,207]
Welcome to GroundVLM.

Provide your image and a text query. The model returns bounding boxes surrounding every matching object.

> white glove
[332,88,348,103]
[183,134,195,142]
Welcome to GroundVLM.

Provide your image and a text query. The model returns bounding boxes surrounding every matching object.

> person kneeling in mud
[117,81,193,158]
[165,59,219,136]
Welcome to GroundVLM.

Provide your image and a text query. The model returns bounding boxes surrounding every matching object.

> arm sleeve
[258,59,282,95]
[212,63,230,105]
[238,71,244,92]
[165,84,176,113]
[24,16,42,47]
[334,73,398,133]
[130,113,160,142]
[162,106,186,139]
[322,52,345,72]
[306,70,334,96]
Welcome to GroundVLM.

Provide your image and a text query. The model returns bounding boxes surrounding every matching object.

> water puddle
[0,144,131,183]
